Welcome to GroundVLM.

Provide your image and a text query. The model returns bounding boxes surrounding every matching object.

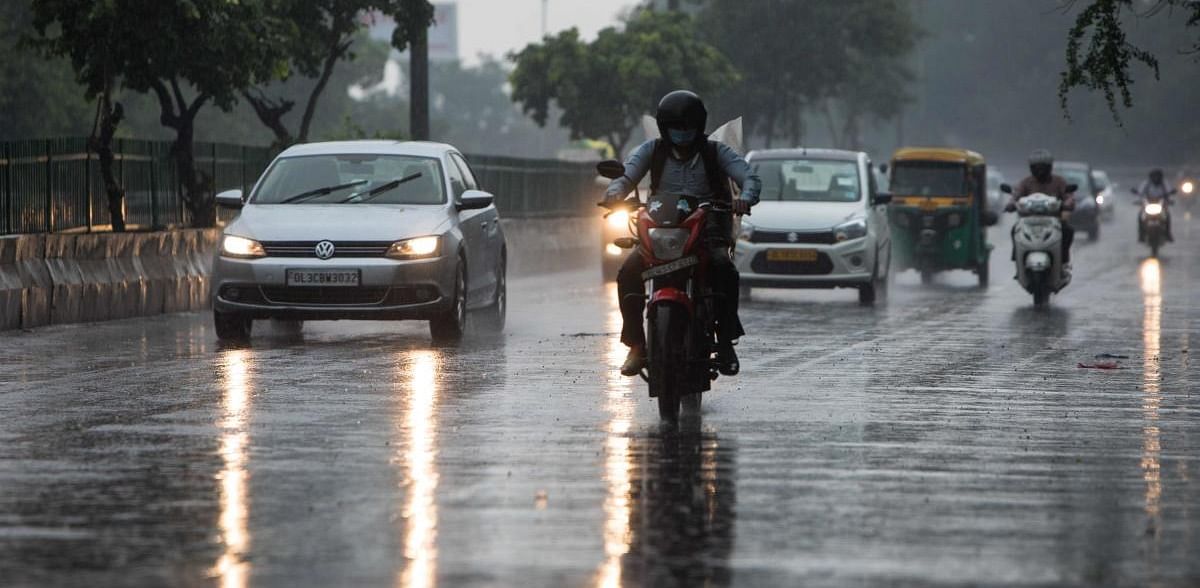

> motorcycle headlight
[221,235,266,259]
[647,228,690,260]
[1182,181,1194,195]
[834,218,868,242]
[387,236,441,259]
[1144,202,1164,216]
[606,210,630,230]
[738,221,755,242]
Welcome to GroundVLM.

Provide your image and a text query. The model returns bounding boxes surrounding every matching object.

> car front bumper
[210,254,455,320]
[733,237,876,289]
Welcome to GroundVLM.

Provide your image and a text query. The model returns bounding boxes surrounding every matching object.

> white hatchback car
[210,141,506,344]
[735,149,893,304]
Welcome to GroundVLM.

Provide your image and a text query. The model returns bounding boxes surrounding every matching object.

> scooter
[1131,187,1176,258]
[1001,185,1076,307]
[597,160,730,421]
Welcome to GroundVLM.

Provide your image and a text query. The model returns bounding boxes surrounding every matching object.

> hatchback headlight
[834,218,868,242]
[1144,202,1164,216]
[221,235,266,259]
[387,236,441,259]
[647,228,690,260]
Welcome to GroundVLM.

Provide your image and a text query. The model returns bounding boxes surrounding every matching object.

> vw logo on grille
[314,240,336,259]
[787,232,799,243]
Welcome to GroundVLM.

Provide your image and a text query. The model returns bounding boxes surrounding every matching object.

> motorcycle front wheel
[649,304,688,421]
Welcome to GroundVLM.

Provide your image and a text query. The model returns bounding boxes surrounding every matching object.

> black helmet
[656,90,707,147]
[1150,168,1164,183]
[1028,148,1053,181]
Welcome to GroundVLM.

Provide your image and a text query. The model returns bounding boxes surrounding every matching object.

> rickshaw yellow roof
[892,147,985,166]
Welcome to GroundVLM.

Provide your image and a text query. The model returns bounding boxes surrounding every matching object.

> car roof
[747,148,864,162]
[1056,161,1090,170]
[277,140,457,159]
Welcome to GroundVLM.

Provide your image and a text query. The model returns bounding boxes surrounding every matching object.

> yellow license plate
[767,249,818,262]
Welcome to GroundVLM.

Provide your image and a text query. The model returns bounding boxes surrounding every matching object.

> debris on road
[1077,361,1125,370]
[1093,353,1130,359]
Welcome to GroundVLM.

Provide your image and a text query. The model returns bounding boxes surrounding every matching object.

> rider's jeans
[616,229,744,348]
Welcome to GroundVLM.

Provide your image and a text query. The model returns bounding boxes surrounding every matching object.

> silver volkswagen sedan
[210,141,506,344]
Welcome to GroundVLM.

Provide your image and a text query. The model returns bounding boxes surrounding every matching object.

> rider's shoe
[621,346,646,377]
[716,342,740,376]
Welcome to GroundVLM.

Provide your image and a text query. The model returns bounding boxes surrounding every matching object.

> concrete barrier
[0,229,218,331]
[0,217,597,331]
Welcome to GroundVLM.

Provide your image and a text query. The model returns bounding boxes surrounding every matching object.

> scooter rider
[1137,168,1174,242]
[1007,149,1075,265]
[605,90,761,377]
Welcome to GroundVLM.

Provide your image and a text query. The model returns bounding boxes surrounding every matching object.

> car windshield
[890,162,967,196]
[1091,171,1109,190]
[1059,168,1090,193]
[753,159,861,202]
[252,154,445,204]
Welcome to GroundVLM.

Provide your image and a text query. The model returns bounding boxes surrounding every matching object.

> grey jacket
[604,139,761,204]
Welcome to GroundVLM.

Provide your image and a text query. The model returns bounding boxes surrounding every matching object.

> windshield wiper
[279,179,368,204]
[340,172,423,203]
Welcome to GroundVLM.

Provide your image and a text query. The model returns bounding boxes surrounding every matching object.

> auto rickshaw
[887,148,996,286]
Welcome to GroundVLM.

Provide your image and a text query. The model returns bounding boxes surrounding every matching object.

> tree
[696,0,919,149]
[29,0,289,228]
[1059,0,1200,120]
[0,1,92,140]
[509,10,738,152]
[242,1,433,148]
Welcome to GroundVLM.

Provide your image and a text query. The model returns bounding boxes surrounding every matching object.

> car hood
[746,201,865,231]
[226,204,451,241]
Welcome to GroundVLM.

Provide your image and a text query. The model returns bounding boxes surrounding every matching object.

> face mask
[668,128,697,146]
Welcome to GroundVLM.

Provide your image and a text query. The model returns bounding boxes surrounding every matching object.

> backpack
[648,137,732,203]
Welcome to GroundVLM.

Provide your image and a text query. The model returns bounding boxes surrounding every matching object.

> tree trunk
[243,90,295,149]
[298,38,350,143]
[90,88,126,232]
[409,22,430,140]
[151,79,213,228]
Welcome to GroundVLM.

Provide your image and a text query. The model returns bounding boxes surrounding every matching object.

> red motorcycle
[597,161,731,420]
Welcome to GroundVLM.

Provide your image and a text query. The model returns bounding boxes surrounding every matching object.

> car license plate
[641,255,699,280]
[286,269,361,287]
[767,249,818,262]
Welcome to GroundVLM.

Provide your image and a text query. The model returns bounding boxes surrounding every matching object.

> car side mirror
[872,192,893,205]
[457,189,494,211]
[216,189,244,209]
[1065,183,1078,194]
[999,183,1012,195]
[596,159,625,180]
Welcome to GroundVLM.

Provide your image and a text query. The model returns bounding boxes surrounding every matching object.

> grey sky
[455,0,639,65]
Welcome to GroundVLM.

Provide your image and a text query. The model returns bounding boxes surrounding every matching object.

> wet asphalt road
[1,202,1197,587]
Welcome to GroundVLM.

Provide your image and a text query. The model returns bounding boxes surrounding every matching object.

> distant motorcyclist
[1136,168,1174,242]
[1007,149,1076,265]
[605,90,761,377]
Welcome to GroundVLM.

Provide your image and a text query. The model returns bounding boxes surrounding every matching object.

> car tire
[430,260,468,345]
[480,254,506,332]
[270,319,303,334]
[1088,225,1100,241]
[739,284,752,300]
[214,310,252,342]
[977,257,989,288]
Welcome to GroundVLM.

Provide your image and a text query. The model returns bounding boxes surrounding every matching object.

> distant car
[986,169,1008,222]
[1090,169,1115,220]
[210,140,507,344]
[1056,161,1101,240]
[736,148,893,305]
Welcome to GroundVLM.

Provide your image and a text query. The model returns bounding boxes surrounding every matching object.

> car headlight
[1183,181,1195,195]
[834,218,867,242]
[1144,202,1164,216]
[387,236,441,259]
[606,210,630,230]
[1095,195,1105,205]
[221,235,266,259]
[738,221,754,242]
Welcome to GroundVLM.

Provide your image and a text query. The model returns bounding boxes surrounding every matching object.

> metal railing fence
[0,138,600,235]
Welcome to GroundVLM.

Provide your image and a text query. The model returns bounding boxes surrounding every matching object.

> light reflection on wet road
[0,205,1197,586]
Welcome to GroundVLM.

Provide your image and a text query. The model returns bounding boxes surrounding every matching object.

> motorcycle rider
[605,90,761,377]
[1007,149,1075,265]
[1136,168,1174,242]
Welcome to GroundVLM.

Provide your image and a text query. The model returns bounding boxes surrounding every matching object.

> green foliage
[696,0,920,148]
[509,10,738,151]
[1059,0,1200,120]
[0,1,91,139]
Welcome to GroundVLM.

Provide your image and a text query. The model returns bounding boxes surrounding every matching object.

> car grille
[260,286,390,305]
[261,241,392,258]
[750,229,837,245]
[750,251,834,275]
